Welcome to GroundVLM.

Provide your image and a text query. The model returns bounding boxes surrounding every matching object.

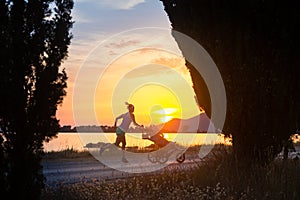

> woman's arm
[114,114,123,127]
[130,113,142,127]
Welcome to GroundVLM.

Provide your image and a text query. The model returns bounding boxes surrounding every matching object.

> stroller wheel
[148,152,157,163]
[176,153,185,163]
[158,155,168,164]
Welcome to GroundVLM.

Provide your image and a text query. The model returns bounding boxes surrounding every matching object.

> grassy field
[41,144,300,200]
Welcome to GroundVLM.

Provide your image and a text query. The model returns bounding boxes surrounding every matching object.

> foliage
[43,148,92,160]
[0,0,73,198]
[160,0,300,164]
[41,147,300,200]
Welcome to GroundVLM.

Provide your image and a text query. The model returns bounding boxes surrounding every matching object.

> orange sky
[57,48,200,127]
[55,1,201,128]
[95,48,200,126]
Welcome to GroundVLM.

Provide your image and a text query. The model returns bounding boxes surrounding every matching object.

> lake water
[43,132,231,152]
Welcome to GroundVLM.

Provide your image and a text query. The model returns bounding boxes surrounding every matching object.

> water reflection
[43,132,230,152]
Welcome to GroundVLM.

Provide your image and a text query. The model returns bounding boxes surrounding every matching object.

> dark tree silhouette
[0,0,73,198]
[160,0,300,164]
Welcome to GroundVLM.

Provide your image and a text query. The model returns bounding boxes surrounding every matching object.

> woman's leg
[119,135,128,162]
[120,135,126,150]
[115,128,125,149]
[115,135,122,147]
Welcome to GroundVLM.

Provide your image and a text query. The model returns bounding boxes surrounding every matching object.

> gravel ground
[42,150,202,187]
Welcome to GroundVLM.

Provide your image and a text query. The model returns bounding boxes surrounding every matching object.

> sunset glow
[154,108,177,123]
[163,133,169,139]
[160,116,173,123]
[93,48,200,127]
[128,84,182,125]
[56,1,201,127]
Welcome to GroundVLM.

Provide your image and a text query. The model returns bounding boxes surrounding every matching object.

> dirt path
[42,145,300,187]
[42,153,201,187]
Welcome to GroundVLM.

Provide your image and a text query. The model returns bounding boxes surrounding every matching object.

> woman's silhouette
[100,102,143,163]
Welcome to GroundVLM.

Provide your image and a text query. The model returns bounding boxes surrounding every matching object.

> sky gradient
[57,0,200,127]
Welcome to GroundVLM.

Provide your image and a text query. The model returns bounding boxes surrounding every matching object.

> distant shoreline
[58,131,213,134]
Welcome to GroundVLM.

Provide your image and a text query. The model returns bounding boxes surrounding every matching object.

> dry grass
[41,145,300,200]
[43,148,93,160]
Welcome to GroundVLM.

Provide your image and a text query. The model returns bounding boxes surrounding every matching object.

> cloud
[105,39,140,49]
[122,64,174,79]
[101,0,145,10]
[76,0,145,10]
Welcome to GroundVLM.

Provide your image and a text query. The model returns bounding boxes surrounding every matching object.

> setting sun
[163,133,169,139]
[93,48,200,126]
[128,84,182,125]
[160,116,173,123]
[154,108,178,123]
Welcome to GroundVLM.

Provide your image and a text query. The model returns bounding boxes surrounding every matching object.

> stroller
[142,131,186,164]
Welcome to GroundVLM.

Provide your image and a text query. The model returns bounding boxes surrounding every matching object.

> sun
[155,108,178,123]
[163,133,169,139]
[128,84,182,126]
[160,116,173,123]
